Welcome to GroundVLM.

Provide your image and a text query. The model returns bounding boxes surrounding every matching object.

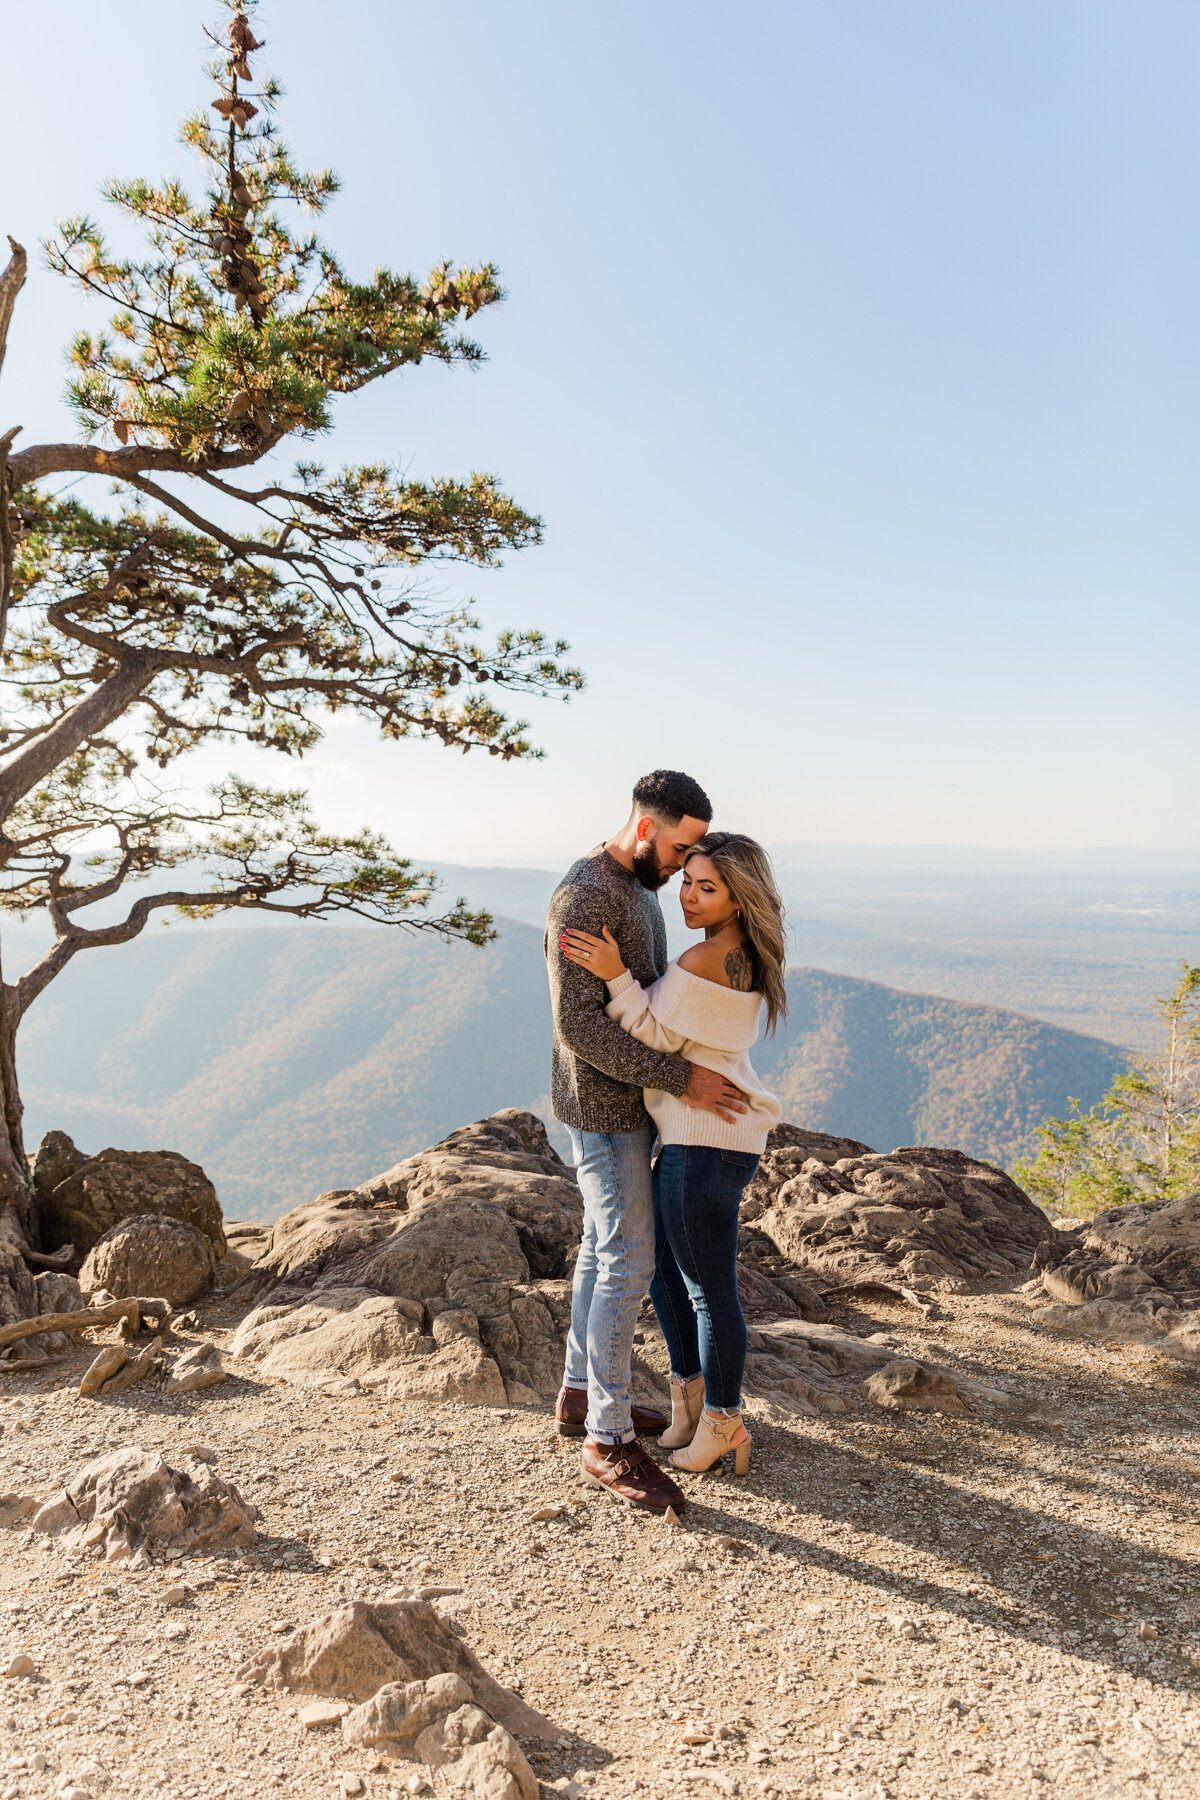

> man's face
[631,813,709,890]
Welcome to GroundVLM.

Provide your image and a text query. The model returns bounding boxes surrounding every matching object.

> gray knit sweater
[544,846,692,1133]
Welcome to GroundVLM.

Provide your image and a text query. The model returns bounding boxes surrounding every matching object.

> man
[544,770,748,1513]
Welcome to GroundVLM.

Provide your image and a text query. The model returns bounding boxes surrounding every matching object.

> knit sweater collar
[653,961,763,1053]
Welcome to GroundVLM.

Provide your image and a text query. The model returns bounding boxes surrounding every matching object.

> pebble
[1137,1622,1159,1640]
[339,1776,365,1797]
[161,1584,189,1606]
[2,1655,34,1679]
[529,1503,567,1522]
[299,1701,349,1729]
[164,1623,187,1641]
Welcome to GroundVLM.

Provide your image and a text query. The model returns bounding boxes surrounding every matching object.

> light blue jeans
[563,1126,656,1443]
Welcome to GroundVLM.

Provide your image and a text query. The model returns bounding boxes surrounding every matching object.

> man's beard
[632,839,671,891]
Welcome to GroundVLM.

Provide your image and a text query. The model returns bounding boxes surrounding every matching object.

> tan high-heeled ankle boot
[668,1408,751,1476]
[659,1374,705,1450]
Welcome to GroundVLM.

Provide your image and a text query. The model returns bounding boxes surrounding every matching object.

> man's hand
[681,1064,749,1124]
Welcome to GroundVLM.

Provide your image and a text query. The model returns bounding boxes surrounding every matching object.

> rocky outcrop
[34,1137,225,1260]
[747,1140,1061,1292]
[13,1446,256,1566]
[227,1109,1052,1413]
[80,1213,217,1306]
[230,1111,583,1407]
[1031,1192,1200,1355]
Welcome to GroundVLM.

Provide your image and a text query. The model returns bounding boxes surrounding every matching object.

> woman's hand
[560,924,626,982]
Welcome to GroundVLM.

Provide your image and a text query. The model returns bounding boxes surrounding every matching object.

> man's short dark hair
[632,769,712,826]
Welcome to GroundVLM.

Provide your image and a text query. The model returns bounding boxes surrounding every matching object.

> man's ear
[635,814,654,843]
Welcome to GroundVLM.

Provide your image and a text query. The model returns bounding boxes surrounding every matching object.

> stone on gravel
[77,1345,129,1397]
[862,1357,970,1415]
[80,1214,216,1306]
[3,1653,35,1678]
[162,1341,225,1393]
[341,1672,474,1745]
[37,1140,225,1259]
[237,1599,557,1741]
[298,1700,350,1729]
[414,1703,538,1800]
[94,1335,163,1395]
[20,1446,256,1566]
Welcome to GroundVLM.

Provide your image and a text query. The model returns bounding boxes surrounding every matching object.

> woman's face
[680,855,736,933]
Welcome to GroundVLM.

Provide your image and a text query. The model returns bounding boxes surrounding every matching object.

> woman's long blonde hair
[684,832,788,1034]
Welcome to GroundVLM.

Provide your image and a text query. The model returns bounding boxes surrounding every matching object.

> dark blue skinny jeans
[649,1143,760,1412]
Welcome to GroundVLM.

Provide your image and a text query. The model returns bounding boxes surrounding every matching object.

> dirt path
[2,1288,1198,1800]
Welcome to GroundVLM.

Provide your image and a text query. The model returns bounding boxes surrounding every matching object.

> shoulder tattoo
[724,944,754,991]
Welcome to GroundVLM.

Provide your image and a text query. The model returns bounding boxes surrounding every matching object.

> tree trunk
[0,969,35,1255]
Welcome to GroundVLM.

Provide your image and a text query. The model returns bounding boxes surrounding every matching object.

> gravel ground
[2,1285,1198,1800]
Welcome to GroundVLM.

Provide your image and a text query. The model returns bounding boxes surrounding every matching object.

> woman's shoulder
[677,937,755,993]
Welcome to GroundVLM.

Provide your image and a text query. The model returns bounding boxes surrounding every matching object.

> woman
[560,831,786,1476]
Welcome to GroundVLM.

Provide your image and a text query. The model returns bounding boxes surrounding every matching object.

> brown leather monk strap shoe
[579,1436,687,1514]
[554,1387,669,1439]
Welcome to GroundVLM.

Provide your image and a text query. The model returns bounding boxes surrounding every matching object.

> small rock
[77,1346,129,1399]
[711,1535,741,1555]
[127,1670,151,1687]
[339,1776,365,1798]
[298,1701,349,1730]
[681,1729,711,1744]
[1137,1623,1159,1641]
[161,1585,189,1607]
[529,1504,567,1523]
[3,1654,34,1678]
[663,1506,682,1529]
[164,1624,187,1642]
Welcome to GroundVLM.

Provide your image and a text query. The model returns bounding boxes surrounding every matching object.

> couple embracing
[544,770,786,1516]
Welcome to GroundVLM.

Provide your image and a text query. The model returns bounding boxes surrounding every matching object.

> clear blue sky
[3,1,1198,863]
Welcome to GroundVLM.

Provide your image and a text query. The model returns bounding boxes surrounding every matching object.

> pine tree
[1014,963,1200,1217]
[0,4,580,1249]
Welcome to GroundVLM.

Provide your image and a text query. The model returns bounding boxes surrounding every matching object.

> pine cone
[212,97,236,120]
[230,17,264,52]
[227,391,253,419]
[113,420,130,445]
[229,57,253,80]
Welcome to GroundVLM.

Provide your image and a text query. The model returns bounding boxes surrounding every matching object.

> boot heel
[734,1438,751,1476]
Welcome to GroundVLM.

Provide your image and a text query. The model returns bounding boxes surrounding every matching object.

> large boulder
[35,1138,225,1259]
[231,1111,583,1406]
[748,1141,1061,1292]
[80,1213,217,1306]
[1031,1192,1200,1355]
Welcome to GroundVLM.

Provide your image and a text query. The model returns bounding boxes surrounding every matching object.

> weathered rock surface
[35,1137,225,1259]
[15,1446,256,1565]
[340,1672,538,1799]
[1031,1192,1200,1354]
[80,1213,217,1306]
[229,1110,1041,1414]
[231,1112,583,1407]
[747,1138,1060,1293]
[238,1597,555,1743]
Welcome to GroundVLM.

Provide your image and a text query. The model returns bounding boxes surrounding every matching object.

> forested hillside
[13,921,1124,1219]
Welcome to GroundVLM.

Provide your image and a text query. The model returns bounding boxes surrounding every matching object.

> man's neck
[601,826,638,873]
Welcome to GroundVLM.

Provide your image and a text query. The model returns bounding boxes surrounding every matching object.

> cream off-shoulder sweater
[604,963,782,1153]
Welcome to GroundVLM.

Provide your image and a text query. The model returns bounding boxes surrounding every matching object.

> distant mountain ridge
[12,920,1124,1221]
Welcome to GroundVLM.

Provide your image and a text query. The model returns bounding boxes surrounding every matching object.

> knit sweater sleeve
[603,970,689,1055]
[544,882,691,1097]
